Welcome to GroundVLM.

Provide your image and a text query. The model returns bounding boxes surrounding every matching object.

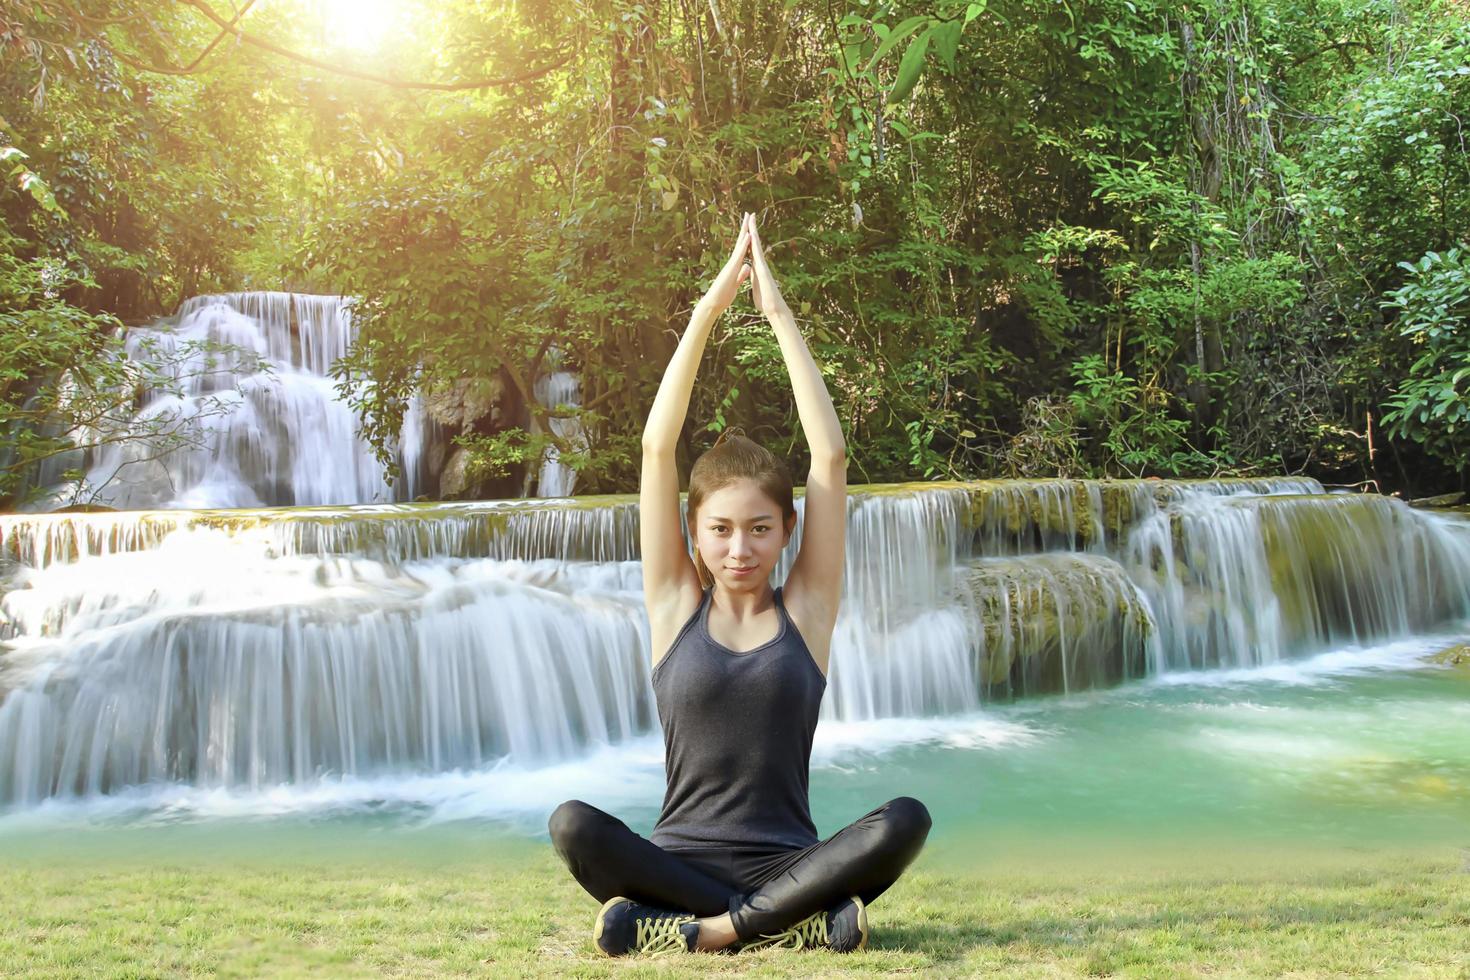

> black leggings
[548,797,931,942]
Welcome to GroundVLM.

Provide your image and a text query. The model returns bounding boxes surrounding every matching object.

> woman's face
[692,479,794,591]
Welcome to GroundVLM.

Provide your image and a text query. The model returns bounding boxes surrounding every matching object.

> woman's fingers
[747,215,772,278]
[719,216,750,272]
[723,224,751,273]
[742,213,789,316]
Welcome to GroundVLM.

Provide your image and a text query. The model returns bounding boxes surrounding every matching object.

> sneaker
[741,895,868,953]
[593,896,700,956]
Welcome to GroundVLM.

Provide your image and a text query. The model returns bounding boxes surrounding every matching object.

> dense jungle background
[3,0,1468,507]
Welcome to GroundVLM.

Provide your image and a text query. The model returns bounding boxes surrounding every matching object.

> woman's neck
[710,582,775,621]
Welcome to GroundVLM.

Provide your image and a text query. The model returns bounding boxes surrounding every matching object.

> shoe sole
[593,895,629,957]
[852,895,869,952]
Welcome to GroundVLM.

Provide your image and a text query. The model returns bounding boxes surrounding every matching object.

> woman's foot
[593,896,700,956]
[741,895,868,953]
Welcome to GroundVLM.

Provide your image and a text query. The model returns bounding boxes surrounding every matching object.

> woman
[549,213,930,956]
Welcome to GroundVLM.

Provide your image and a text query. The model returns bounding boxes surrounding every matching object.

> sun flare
[317,0,405,52]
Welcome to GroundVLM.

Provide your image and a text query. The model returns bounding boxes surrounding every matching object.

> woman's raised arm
[641,219,751,660]
[745,214,847,670]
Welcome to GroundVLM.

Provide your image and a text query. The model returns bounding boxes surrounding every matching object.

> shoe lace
[634,912,696,955]
[742,909,829,951]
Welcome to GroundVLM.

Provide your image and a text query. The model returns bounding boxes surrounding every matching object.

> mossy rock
[962,555,1153,697]
[1298,752,1465,806]
[1428,644,1470,669]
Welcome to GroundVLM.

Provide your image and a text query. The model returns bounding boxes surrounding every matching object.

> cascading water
[2,478,1468,809]
[28,292,427,511]
[531,348,586,498]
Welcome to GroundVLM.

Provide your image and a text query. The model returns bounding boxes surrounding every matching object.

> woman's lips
[728,566,757,576]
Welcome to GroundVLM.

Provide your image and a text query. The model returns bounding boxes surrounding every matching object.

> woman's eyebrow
[706,514,776,522]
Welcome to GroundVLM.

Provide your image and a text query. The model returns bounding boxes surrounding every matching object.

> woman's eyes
[710,525,770,533]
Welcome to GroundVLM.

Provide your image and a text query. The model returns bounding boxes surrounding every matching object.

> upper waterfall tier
[0,477,1320,570]
[30,292,428,511]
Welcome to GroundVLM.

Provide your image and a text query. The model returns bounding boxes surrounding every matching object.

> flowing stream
[2,291,1469,853]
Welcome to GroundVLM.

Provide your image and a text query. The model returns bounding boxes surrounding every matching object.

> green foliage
[1381,248,1470,468]
[1297,23,1470,289]
[1067,354,1208,476]
[5,0,1470,505]
[453,429,554,483]
[2,145,65,217]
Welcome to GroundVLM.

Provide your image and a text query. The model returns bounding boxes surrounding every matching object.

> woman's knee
[879,796,932,849]
[548,799,604,854]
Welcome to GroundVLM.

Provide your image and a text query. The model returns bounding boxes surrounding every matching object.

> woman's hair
[687,426,796,590]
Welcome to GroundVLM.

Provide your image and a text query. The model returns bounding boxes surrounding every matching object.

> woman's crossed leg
[549,796,931,954]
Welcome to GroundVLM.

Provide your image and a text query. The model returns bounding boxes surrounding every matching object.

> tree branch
[1290,39,1373,68]
[97,0,256,75]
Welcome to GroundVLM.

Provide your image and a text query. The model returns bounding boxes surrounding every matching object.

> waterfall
[2,479,1468,806]
[28,292,427,511]
[1127,492,1470,669]
[532,349,587,498]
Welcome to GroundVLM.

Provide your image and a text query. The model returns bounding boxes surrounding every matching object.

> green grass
[4,837,1469,978]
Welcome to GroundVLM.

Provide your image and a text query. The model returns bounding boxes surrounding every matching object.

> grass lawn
[3,833,1468,978]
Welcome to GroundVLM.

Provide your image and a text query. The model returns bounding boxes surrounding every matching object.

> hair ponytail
[710,424,746,450]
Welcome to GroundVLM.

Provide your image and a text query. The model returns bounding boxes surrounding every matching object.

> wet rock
[439,446,473,498]
[424,377,505,434]
[1408,491,1466,508]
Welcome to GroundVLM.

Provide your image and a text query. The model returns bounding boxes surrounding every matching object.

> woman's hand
[697,217,752,315]
[745,213,792,320]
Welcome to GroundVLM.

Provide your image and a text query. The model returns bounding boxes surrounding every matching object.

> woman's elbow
[813,447,847,468]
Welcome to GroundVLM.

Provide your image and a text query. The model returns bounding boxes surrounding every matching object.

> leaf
[16,170,65,216]
[931,20,962,71]
[964,1,987,26]
[887,29,932,104]
[863,16,929,73]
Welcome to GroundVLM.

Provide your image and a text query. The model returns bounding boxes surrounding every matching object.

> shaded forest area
[2,0,1468,506]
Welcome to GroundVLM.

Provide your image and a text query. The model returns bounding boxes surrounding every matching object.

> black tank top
[650,586,827,851]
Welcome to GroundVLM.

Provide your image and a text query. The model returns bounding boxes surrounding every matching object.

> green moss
[1099,480,1150,542]
[1073,481,1096,545]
